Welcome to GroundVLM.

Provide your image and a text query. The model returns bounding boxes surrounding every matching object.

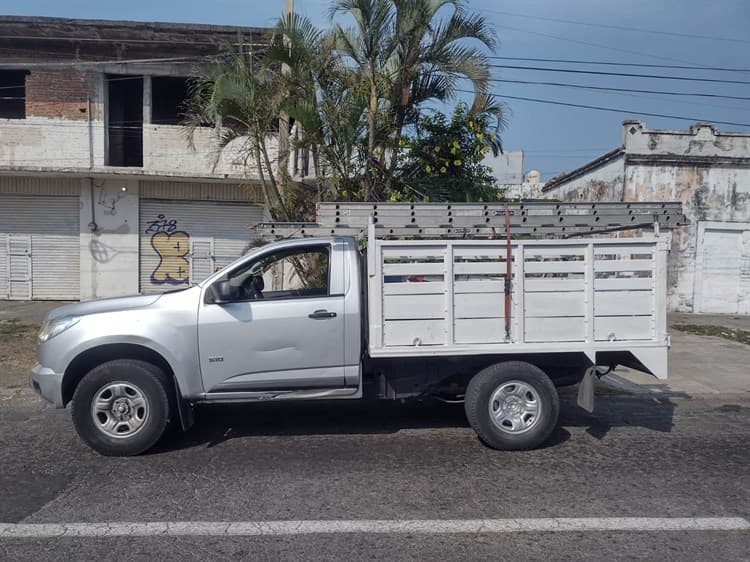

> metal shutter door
[139,199,264,293]
[0,195,80,300]
[696,225,748,314]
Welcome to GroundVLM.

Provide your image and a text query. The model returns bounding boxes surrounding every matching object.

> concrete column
[79,178,140,300]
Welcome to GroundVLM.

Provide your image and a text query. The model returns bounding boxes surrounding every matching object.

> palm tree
[182,45,293,220]
[331,0,497,197]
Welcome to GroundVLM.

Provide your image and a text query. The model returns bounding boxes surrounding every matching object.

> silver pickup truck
[31,224,670,456]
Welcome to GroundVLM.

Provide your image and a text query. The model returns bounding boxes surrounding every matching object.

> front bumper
[29,364,65,408]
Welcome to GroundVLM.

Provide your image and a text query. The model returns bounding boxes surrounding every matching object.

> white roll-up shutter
[139,199,264,293]
[0,194,80,300]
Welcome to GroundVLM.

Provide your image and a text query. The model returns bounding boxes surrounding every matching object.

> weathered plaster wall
[79,178,140,300]
[543,156,625,201]
[626,164,750,310]
[542,121,750,312]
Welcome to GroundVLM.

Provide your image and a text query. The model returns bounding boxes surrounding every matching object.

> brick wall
[25,69,95,120]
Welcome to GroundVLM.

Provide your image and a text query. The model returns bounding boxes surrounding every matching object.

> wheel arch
[62,343,177,407]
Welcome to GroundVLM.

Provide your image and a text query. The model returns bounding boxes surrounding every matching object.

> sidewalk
[607,312,750,399]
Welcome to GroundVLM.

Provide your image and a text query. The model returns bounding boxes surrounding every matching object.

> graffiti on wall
[145,214,190,285]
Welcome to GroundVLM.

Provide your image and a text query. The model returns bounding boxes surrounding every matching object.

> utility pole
[277,0,294,212]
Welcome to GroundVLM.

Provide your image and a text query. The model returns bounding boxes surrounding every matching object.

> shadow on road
[151,393,680,454]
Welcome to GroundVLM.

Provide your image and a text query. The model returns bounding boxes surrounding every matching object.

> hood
[47,293,165,321]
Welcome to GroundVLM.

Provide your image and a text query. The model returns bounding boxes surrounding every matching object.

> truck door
[197,242,347,393]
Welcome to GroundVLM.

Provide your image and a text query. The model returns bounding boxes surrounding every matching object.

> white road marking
[0,518,748,538]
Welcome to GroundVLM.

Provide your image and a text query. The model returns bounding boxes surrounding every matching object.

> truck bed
[366,234,669,379]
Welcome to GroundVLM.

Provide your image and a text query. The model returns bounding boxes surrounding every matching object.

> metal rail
[255,201,686,239]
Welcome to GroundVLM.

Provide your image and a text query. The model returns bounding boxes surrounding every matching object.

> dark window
[107,74,143,167]
[217,246,331,302]
[0,70,26,119]
[151,76,190,125]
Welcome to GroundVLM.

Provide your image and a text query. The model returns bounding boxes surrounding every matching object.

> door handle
[309,309,337,319]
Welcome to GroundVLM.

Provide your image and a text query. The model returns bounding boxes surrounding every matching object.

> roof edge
[542,147,624,192]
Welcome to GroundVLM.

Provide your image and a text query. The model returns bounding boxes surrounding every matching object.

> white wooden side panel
[382,262,444,276]
[595,291,653,316]
[594,278,653,291]
[454,292,505,318]
[383,319,446,346]
[454,280,504,293]
[595,316,653,341]
[525,292,585,317]
[383,282,444,295]
[594,259,653,272]
[384,293,445,320]
[453,262,507,275]
[524,261,585,274]
[524,316,585,342]
[455,318,505,344]
[525,279,584,292]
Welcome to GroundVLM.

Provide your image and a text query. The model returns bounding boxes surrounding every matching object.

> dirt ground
[0,321,39,389]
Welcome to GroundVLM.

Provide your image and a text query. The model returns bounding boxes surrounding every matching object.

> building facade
[0,16,285,301]
[542,121,750,314]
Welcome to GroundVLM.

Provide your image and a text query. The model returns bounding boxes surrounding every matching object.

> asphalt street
[0,394,748,560]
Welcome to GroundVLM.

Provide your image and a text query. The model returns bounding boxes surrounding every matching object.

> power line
[481,8,750,44]
[489,78,750,103]
[489,64,750,85]
[496,24,700,66]
[456,88,750,128]
[487,56,750,73]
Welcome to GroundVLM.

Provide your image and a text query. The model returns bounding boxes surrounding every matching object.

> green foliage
[181,0,504,220]
[392,102,504,202]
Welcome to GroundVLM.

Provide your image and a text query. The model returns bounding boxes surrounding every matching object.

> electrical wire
[456,88,750,128]
[480,8,750,44]
[486,56,750,73]
[488,64,750,85]
[489,77,750,103]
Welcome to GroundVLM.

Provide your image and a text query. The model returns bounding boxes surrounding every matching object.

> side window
[219,245,330,302]
[259,247,330,299]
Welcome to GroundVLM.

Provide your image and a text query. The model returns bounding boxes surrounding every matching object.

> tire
[464,361,559,451]
[71,359,173,456]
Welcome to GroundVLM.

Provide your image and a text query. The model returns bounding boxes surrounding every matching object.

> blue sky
[3,0,749,179]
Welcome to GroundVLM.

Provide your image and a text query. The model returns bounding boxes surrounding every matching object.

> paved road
[0,395,748,560]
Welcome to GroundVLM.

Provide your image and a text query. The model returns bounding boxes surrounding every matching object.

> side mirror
[212,279,240,303]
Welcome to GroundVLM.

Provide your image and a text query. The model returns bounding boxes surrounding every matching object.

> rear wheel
[71,359,172,456]
[465,361,559,450]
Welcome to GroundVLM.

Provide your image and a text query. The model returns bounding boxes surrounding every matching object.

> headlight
[38,316,80,342]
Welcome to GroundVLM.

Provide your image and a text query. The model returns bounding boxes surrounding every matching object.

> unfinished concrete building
[0,16,291,301]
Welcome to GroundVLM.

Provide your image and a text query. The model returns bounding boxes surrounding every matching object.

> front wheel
[71,359,173,456]
[465,361,559,450]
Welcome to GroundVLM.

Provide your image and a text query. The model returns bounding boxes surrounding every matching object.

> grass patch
[0,321,38,338]
[0,321,40,388]
[672,323,750,346]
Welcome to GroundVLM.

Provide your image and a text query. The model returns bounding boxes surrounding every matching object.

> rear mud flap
[576,367,597,413]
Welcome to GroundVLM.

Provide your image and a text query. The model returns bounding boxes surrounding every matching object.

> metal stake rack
[255,201,686,239]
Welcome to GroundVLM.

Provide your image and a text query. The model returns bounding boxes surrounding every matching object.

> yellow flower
[434,146,440,152]
[390,193,398,202]
[452,140,460,148]
[481,146,488,154]
[454,159,462,166]
[425,165,432,173]
[468,121,474,130]
[450,147,457,155]
[398,139,405,147]
[440,167,447,173]
[476,133,484,141]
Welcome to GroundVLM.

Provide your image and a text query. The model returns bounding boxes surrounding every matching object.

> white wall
[79,178,140,300]
[0,117,105,168]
